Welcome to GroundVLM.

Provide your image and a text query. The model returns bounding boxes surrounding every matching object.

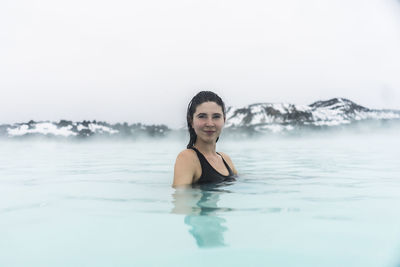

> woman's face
[191,101,225,144]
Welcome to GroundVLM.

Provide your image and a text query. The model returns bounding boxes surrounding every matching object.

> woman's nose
[205,117,214,126]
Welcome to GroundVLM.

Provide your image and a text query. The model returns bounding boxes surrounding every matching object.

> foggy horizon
[1,96,399,129]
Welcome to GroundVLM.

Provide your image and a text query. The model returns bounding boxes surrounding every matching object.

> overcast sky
[1,0,400,128]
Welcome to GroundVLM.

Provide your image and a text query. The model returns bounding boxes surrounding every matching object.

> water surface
[1,132,399,266]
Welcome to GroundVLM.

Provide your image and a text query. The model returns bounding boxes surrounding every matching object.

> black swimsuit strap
[216,152,234,175]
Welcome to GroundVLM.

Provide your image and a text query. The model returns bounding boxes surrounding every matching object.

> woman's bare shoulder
[173,149,199,187]
[218,151,233,162]
[176,148,197,160]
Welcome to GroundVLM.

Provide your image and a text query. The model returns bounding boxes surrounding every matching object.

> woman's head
[186,91,226,148]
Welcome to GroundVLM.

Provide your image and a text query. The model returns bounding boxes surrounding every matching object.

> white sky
[1,0,400,128]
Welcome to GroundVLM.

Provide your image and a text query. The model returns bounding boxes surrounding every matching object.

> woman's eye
[213,115,221,119]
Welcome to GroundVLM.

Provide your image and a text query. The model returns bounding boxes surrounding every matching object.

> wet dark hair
[186,91,226,148]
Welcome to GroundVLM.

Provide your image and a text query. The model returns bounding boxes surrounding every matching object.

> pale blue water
[1,132,400,267]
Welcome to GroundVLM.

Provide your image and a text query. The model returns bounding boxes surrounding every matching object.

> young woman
[172,91,238,187]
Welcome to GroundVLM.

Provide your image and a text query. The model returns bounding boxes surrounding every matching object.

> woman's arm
[172,150,196,187]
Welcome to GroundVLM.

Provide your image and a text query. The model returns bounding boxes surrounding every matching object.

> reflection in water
[171,182,234,248]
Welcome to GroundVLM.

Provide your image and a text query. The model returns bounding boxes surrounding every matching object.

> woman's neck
[193,140,216,156]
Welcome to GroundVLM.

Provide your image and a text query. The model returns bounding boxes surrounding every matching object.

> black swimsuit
[190,147,236,184]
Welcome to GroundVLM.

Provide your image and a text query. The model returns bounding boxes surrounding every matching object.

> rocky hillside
[225,98,400,133]
[0,120,170,139]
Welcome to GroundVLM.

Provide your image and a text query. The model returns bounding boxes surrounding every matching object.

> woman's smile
[204,130,215,135]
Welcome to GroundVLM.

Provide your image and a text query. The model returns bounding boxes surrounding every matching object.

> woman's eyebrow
[196,112,222,116]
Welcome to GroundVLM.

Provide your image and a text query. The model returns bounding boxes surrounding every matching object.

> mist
[1,0,400,128]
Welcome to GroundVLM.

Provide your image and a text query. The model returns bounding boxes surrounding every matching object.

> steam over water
[1,130,400,266]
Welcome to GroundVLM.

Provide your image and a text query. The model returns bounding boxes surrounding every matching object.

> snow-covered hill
[225,98,400,133]
[0,120,169,138]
